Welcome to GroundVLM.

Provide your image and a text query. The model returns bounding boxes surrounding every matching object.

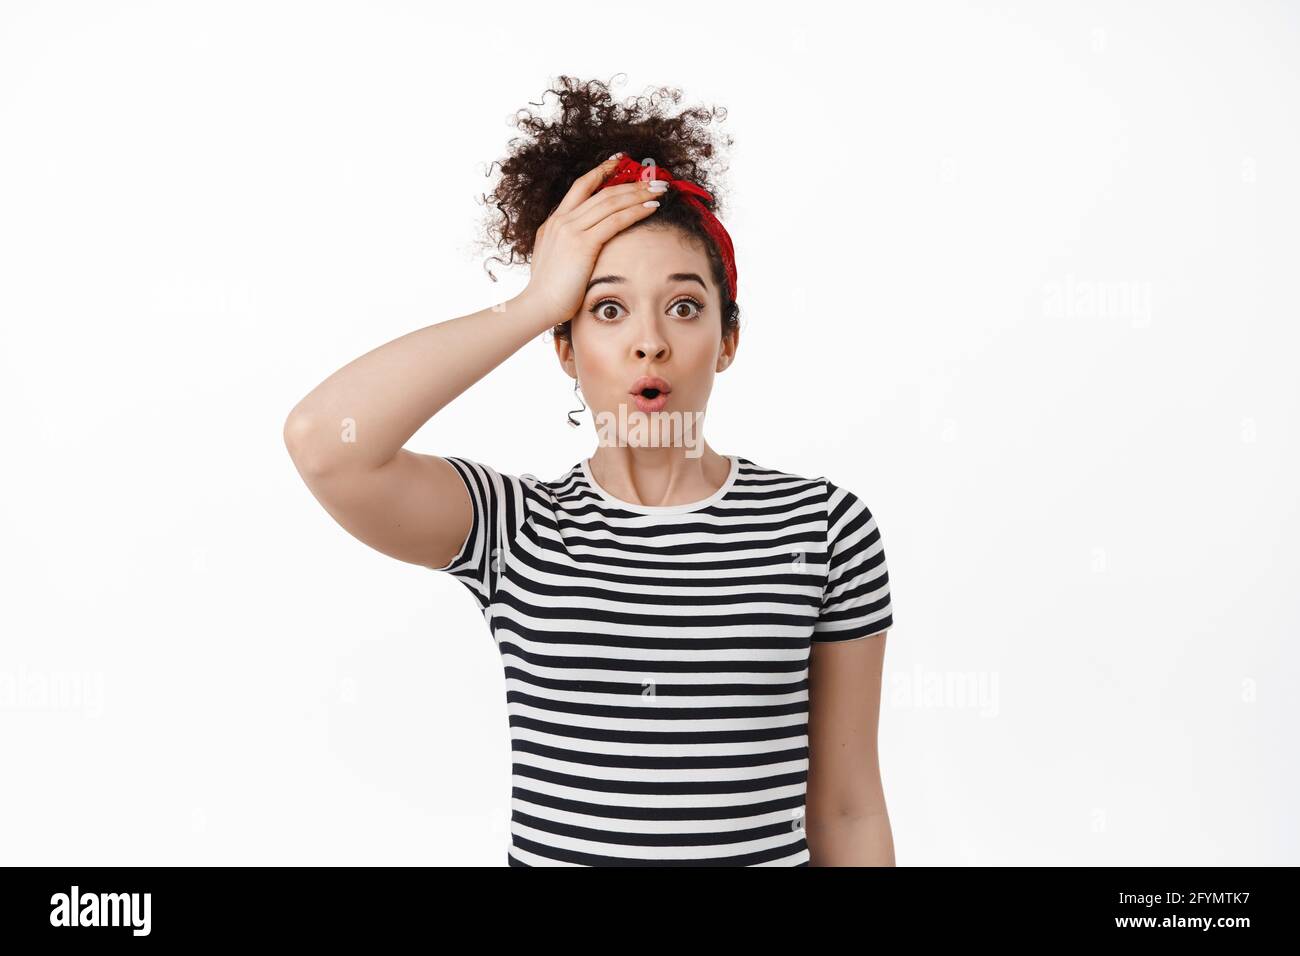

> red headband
[597,155,738,301]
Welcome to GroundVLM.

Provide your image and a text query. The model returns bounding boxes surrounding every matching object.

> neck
[587,443,730,508]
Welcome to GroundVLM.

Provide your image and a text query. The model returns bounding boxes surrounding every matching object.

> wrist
[509,288,571,332]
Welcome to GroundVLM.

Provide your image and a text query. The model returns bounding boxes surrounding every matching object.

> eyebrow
[585,273,708,295]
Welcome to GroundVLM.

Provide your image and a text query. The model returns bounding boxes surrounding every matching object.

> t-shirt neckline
[579,454,740,515]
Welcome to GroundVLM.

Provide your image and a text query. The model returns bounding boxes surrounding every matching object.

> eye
[590,299,626,323]
[588,296,705,323]
[668,296,704,320]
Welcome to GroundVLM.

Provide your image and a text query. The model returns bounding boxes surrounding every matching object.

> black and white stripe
[431,454,894,866]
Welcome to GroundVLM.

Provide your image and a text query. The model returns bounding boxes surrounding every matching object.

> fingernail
[608,152,623,161]
[642,200,660,208]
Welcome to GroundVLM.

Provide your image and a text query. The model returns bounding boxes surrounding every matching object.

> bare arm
[804,632,896,866]
[282,152,663,569]
[282,294,557,568]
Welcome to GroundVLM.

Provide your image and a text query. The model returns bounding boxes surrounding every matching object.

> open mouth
[629,376,672,412]
[630,375,672,399]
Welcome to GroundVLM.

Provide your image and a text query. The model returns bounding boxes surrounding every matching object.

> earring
[566,379,586,427]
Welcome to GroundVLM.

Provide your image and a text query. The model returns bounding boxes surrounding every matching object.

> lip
[629,375,672,413]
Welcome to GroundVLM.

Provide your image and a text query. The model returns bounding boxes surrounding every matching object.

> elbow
[283,410,334,479]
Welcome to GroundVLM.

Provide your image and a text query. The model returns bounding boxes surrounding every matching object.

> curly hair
[476,74,739,344]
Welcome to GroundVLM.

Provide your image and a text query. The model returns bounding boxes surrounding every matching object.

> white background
[1,0,1296,865]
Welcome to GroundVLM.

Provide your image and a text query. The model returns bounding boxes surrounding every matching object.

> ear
[716,323,739,372]
[554,330,577,378]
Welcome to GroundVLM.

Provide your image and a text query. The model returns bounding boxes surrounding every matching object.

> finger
[582,197,662,247]
[567,180,660,231]
[553,152,626,217]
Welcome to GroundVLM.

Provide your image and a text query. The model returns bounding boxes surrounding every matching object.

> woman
[284,77,896,866]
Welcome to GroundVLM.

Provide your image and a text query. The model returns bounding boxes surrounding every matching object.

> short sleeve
[429,456,530,615]
[813,480,894,642]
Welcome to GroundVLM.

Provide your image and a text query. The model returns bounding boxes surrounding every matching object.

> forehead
[592,224,714,282]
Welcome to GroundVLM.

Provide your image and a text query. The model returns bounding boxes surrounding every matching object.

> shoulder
[440,456,561,495]
[529,460,585,509]
[436,457,565,537]
[817,478,889,569]
[731,456,878,520]
[823,479,874,522]
[727,455,825,502]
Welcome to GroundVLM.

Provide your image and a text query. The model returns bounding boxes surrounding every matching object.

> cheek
[570,327,622,380]
[676,328,721,367]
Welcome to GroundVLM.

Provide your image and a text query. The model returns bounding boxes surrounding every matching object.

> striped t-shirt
[431,453,894,866]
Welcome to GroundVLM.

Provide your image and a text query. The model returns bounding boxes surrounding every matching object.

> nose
[631,317,670,362]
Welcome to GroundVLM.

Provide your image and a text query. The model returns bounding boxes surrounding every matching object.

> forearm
[283,291,555,474]
[805,810,896,866]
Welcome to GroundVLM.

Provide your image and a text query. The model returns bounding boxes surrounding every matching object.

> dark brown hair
[477,74,740,343]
